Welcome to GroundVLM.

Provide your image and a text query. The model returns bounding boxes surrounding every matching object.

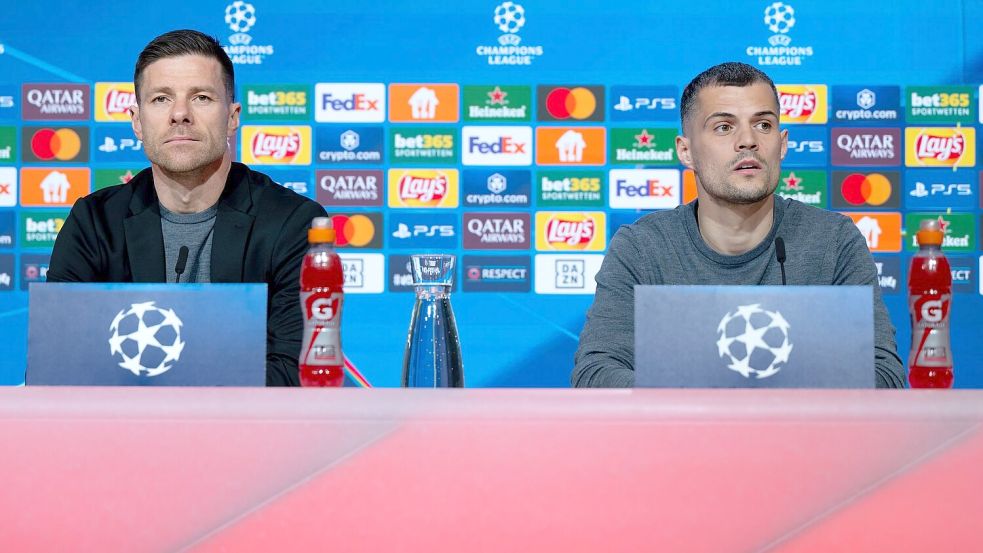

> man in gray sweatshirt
[572,62,905,388]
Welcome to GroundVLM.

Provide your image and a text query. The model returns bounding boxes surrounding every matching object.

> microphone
[775,237,787,285]
[174,246,189,281]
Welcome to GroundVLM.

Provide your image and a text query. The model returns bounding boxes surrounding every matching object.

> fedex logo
[314,83,385,122]
[462,126,532,166]
[608,169,680,209]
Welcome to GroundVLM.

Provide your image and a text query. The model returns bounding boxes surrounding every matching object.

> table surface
[1,388,980,552]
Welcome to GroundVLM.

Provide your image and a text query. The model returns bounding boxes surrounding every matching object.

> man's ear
[227,101,241,137]
[780,128,788,161]
[676,134,694,169]
[130,103,143,141]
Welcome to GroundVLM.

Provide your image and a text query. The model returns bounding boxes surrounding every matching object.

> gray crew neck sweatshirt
[572,197,905,388]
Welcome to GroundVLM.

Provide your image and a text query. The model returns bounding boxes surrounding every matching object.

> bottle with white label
[908,219,953,388]
[299,217,345,387]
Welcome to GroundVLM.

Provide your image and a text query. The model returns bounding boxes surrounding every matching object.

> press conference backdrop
[1,1,982,387]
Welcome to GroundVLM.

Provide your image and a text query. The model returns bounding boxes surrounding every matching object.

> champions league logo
[222,1,275,65]
[716,304,793,379]
[108,301,186,377]
[746,2,814,66]
[476,2,544,66]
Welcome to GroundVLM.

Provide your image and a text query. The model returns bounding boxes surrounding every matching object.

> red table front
[0,388,979,552]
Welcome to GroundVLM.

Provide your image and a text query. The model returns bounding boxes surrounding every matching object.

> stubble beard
[144,135,228,178]
[695,157,779,206]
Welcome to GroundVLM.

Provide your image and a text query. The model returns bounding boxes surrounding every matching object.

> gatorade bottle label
[301,291,343,365]
[909,293,952,367]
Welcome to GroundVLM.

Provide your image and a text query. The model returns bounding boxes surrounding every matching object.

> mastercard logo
[30,128,82,161]
[538,85,604,121]
[840,173,893,206]
[330,213,381,248]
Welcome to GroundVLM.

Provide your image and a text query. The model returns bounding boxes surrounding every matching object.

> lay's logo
[240,125,312,165]
[95,83,136,122]
[387,169,459,208]
[777,85,828,124]
[905,127,976,168]
[535,211,606,251]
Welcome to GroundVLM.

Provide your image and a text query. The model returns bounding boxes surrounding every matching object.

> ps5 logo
[909,181,971,197]
[787,139,824,153]
[392,223,455,239]
[612,96,676,112]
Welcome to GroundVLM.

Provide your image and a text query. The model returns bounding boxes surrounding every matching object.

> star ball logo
[747,2,814,66]
[109,301,185,377]
[716,304,793,379]
[221,1,275,64]
[476,2,544,65]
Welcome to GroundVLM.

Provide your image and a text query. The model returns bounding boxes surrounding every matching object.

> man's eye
[756,121,773,131]
[151,96,168,104]
[714,123,732,133]
[193,95,212,102]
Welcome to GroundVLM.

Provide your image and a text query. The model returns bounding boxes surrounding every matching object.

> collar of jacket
[123,162,257,282]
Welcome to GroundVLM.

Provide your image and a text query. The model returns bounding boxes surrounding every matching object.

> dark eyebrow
[754,110,780,119]
[704,111,736,125]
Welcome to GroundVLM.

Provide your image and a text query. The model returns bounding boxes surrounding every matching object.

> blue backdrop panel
[0,1,980,387]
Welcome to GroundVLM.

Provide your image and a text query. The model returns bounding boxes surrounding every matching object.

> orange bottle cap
[309,217,336,243]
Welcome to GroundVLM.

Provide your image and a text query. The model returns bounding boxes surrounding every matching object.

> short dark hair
[679,62,779,132]
[133,29,235,103]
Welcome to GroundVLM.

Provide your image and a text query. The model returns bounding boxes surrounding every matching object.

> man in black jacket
[47,29,325,386]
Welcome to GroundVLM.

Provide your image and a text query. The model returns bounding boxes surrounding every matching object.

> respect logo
[535,211,606,251]
[777,85,827,124]
[905,127,976,168]
[388,169,459,208]
[240,125,311,165]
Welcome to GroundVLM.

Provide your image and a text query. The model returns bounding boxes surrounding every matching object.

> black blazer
[47,162,327,386]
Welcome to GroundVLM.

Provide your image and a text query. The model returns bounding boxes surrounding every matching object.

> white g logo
[921,300,943,323]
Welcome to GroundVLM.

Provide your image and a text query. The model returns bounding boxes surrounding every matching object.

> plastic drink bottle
[299,217,345,387]
[908,218,953,388]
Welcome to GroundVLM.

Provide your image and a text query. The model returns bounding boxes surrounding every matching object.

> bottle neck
[918,244,942,253]
[414,284,451,299]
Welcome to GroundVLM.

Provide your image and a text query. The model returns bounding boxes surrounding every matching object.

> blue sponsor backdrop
[92,127,145,163]
[1,1,983,387]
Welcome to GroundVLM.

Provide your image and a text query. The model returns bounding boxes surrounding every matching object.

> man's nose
[736,125,759,151]
[169,98,192,125]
